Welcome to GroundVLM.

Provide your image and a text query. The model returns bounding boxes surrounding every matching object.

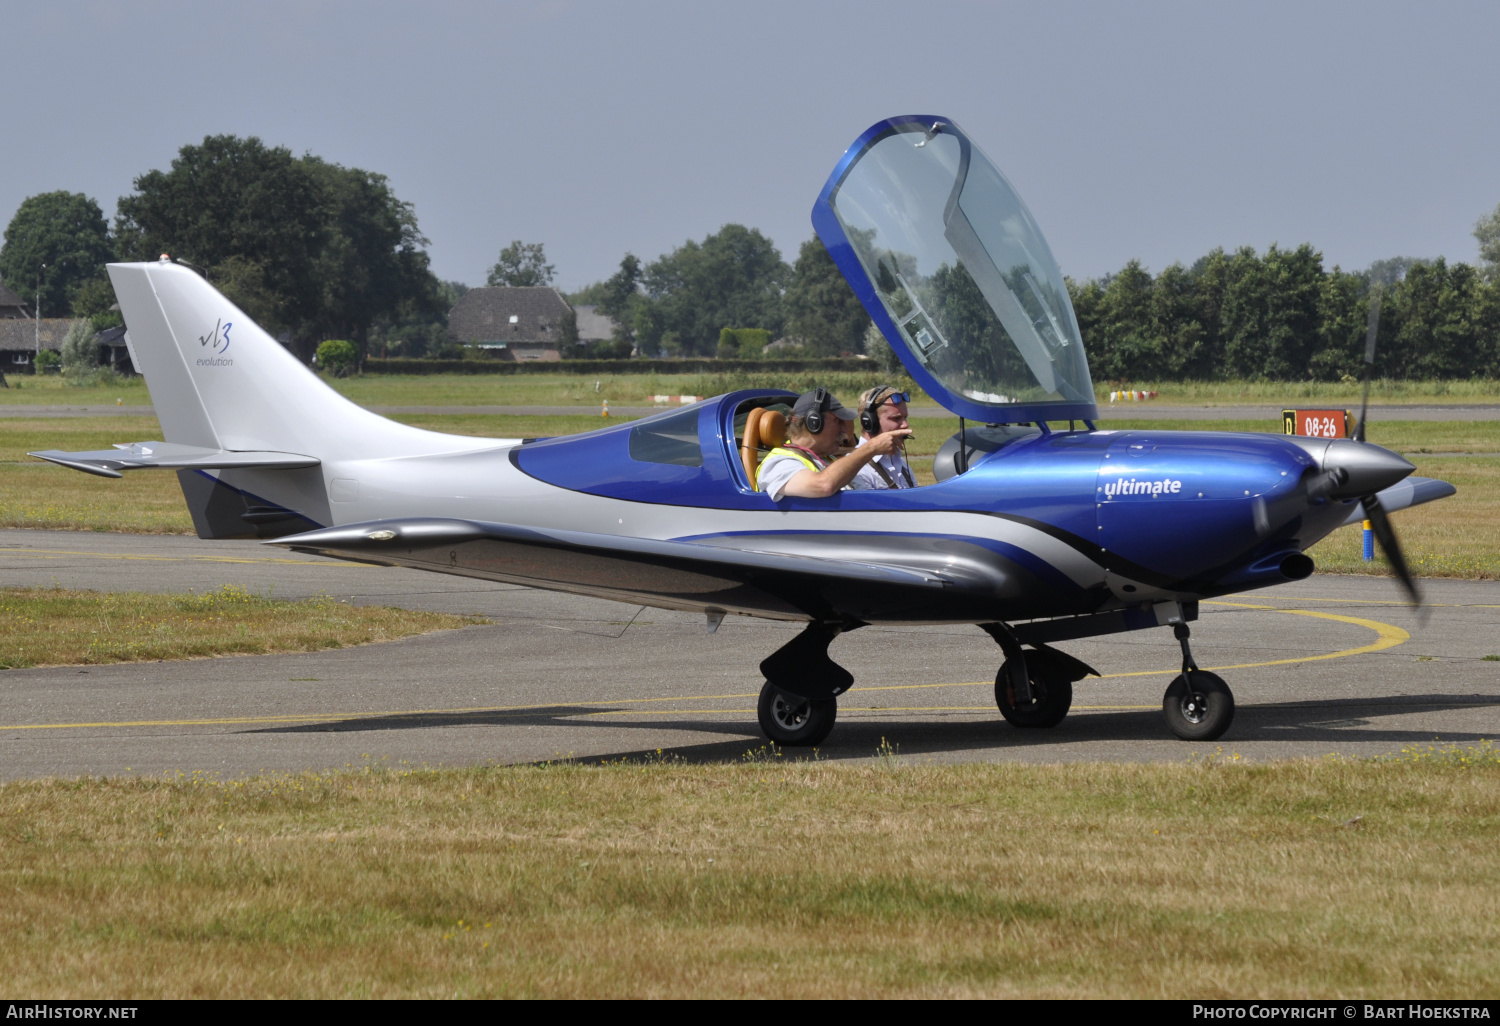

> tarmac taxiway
[2,528,1498,779]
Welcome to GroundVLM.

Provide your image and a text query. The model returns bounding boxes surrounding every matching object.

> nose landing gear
[1162,622,1234,740]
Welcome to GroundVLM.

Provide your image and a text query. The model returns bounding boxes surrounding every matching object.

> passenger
[757,387,911,500]
[852,385,916,489]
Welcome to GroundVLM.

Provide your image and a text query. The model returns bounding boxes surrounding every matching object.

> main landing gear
[755,620,858,747]
[982,619,1234,741]
[751,617,1235,746]
[980,623,1098,730]
[1162,622,1235,741]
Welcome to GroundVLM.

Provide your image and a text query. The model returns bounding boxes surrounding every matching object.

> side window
[629,407,704,467]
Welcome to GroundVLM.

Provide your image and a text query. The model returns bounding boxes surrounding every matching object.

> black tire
[757,681,837,747]
[1163,671,1235,741]
[994,657,1073,728]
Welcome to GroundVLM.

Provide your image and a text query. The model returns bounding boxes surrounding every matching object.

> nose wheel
[757,682,837,747]
[1162,623,1235,740]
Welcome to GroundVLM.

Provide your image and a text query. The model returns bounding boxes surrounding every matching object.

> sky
[3,0,1497,292]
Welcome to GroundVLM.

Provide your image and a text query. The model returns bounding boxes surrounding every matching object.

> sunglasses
[871,390,910,408]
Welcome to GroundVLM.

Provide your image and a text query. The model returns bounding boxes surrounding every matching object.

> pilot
[757,387,911,500]
[852,385,916,489]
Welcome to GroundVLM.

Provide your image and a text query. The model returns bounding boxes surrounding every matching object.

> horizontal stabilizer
[29,441,319,479]
[1340,476,1456,525]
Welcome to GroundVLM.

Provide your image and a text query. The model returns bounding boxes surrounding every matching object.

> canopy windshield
[816,117,1095,423]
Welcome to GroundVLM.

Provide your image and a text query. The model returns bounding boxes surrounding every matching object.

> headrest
[758,410,788,448]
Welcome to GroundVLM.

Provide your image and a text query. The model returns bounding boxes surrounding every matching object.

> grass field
[4,412,1498,576]
[2,754,1498,998]
[0,585,482,669]
[5,372,1499,409]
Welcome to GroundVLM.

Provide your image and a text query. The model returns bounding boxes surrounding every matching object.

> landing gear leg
[754,620,860,747]
[1162,622,1234,741]
[980,624,1097,729]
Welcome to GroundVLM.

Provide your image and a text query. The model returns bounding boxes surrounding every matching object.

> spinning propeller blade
[1354,295,1424,612]
[1355,295,1380,443]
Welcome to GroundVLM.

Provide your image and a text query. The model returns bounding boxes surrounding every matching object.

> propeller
[1353,295,1424,612]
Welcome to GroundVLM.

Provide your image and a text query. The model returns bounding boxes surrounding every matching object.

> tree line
[564,228,870,360]
[1071,239,1500,383]
[0,135,445,362]
[3,131,1496,378]
[556,207,1500,379]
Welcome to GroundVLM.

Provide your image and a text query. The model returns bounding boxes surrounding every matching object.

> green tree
[59,318,98,378]
[1093,259,1157,380]
[304,159,440,363]
[1476,203,1500,278]
[487,240,554,287]
[0,191,115,316]
[599,253,641,319]
[115,135,440,362]
[115,135,326,340]
[72,277,123,331]
[640,225,787,355]
[315,338,359,377]
[1221,244,1324,379]
[370,280,467,358]
[716,327,771,359]
[1307,266,1370,381]
[1476,277,1500,377]
[1366,256,1422,286]
[1382,259,1487,378]
[783,237,871,356]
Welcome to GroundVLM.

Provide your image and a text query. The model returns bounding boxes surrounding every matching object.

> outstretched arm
[781,430,912,498]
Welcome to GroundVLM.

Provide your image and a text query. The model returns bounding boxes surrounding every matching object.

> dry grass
[5,415,1497,577]
[1108,417,1500,454]
[0,585,483,668]
[0,465,193,533]
[0,375,152,405]
[1309,456,1500,579]
[1103,378,1500,405]
[9,372,1494,410]
[1,416,193,533]
[1,752,1498,998]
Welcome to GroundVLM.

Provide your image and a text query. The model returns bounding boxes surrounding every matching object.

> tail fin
[107,260,484,460]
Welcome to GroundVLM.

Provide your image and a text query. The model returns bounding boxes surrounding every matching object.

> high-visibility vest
[754,446,825,491]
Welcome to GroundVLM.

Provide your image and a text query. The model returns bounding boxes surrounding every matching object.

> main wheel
[757,681,837,747]
[1163,671,1235,741]
[995,657,1073,728]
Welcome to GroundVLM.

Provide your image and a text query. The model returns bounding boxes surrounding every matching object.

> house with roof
[447,286,578,362]
[0,281,34,319]
[0,318,68,372]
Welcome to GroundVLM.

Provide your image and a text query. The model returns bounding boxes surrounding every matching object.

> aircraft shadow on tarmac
[246,693,1500,764]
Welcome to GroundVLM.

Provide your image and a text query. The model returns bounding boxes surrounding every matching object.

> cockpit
[513,115,1098,506]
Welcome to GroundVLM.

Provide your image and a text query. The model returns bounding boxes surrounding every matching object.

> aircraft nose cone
[1322,440,1414,497]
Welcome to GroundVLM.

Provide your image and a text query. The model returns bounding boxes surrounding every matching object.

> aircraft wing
[270,517,958,621]
[28,441,319,479]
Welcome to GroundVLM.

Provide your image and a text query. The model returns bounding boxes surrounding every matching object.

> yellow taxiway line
[1,605,1409,733]
[0,546,346,567]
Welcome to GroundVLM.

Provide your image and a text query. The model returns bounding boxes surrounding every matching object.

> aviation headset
[859,386,910,435]
[803,387,832,434]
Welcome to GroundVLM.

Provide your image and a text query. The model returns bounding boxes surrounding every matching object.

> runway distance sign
[1283,409,1351,439]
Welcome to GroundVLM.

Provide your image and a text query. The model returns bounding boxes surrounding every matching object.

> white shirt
[757,447,827,501]
[851,436,915,490]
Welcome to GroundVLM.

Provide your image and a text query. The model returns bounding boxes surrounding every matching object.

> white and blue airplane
[31,115,1453,746]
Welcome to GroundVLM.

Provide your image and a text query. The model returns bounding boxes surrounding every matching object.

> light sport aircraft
[32,115,1455,747]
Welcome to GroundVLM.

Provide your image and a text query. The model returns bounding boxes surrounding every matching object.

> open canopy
[813,116,1097,424]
